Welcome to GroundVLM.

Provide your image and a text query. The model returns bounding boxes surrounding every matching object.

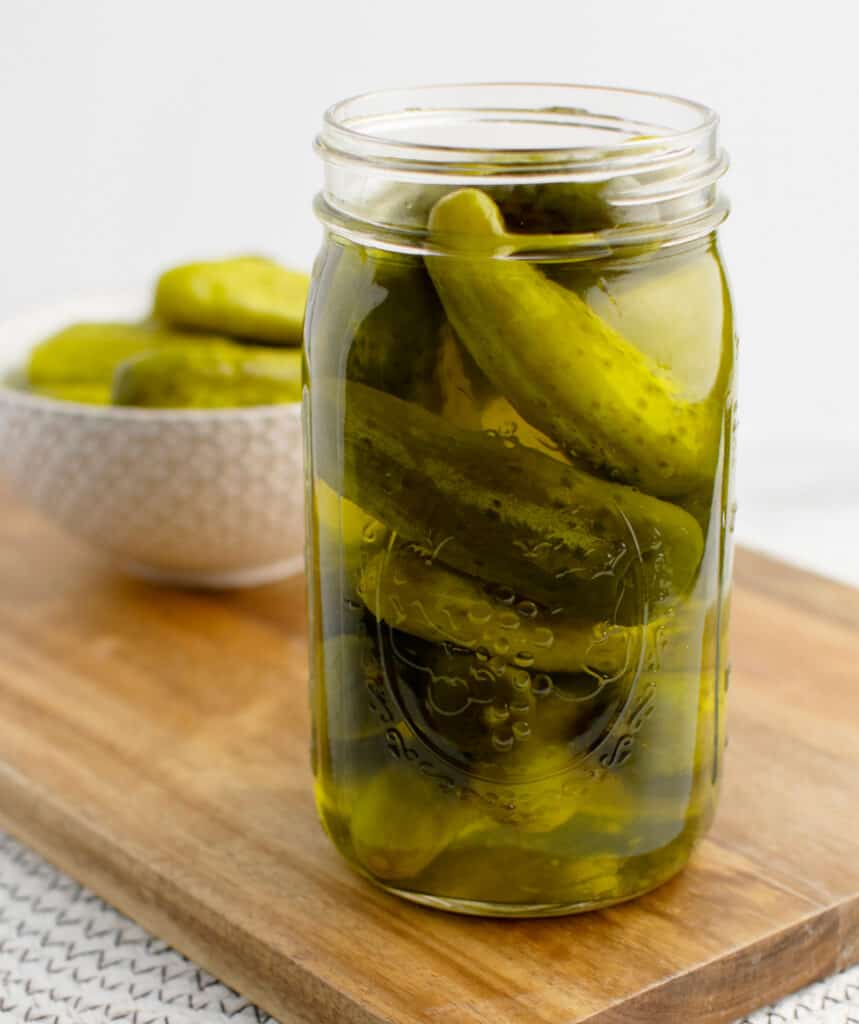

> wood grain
[0,487,855,1024]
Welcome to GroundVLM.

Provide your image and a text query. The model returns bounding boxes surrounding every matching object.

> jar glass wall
[304,84,736,917]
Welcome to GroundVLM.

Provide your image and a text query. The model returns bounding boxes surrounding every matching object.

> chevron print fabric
[0,834,276,1024]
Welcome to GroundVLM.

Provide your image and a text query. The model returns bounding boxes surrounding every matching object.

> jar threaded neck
[315,82,728,257]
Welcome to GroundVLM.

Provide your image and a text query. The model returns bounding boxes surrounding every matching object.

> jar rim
[317,82,720,181]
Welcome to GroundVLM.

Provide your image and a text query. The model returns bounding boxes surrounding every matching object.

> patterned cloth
[737,970,859,1024]
[1,831,856,1024]
[0,835,272,1024]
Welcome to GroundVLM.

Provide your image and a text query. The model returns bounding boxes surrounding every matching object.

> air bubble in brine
[532,673,553,697]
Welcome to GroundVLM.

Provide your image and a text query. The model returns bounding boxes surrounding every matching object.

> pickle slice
[154,257,309,345]
[112,342,301,408]
[425,188,722,498]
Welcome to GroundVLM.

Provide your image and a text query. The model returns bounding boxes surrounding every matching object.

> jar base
[368,861,689,918]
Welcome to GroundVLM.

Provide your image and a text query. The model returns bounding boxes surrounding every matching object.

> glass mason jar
[304,84,736,917]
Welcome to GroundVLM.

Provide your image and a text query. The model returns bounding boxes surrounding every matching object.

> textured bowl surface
[0,295,305,587]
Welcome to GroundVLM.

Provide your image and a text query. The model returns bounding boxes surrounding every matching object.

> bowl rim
[0,292,304,421]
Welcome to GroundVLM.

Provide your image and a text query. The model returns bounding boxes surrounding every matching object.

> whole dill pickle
[112,342,301,408]
[154,257,309,345]
[358,545,649,675]
[307,241,445,405]
[425,188,722,498]
[313,379,703,608]
[344,247,445,403]
[368,179,615,235]
[488,180,615,233]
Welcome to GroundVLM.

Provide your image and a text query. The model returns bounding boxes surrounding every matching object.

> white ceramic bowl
[0,294,305,588]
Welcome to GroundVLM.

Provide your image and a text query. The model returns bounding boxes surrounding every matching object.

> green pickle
[112,342,301,408]
[15,255,311,409]
[306,165,735,914]
[426,189,723,498]
[154,256,309,345]
[28,383,113,406]
[358,545,671,675]
[314,379,703,609]
[26,322,224,404]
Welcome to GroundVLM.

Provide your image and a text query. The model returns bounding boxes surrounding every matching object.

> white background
[1,0,857,582]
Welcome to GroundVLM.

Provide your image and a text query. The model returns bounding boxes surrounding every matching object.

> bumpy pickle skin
[112,342,301,408]
[26,322,225,398]
[425,189,722,498]
[313,379,703,610]
[154,257,309,345]
[359,545,654,675]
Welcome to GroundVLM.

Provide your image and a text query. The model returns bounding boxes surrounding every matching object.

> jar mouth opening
[318,82,720,181]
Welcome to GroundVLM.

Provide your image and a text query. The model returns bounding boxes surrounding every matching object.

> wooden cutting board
[0,486,856,1024]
